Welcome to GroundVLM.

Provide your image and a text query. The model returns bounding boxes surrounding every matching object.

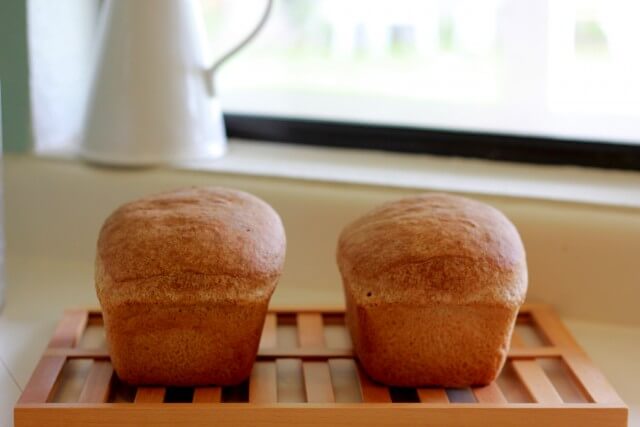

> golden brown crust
[337,193,527,387]
[95,187,286,385]
[96,187,286,305]
[337,193,527,307]
[345,297,517,387]
[104,300,269,386]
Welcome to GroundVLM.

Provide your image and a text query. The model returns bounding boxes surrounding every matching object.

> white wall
[5,155,640,325]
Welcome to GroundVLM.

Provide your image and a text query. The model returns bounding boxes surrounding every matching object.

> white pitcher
[81,0,272,166]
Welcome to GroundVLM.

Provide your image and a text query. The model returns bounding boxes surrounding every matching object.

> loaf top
[96,187,286,304]
[337,193,527,307]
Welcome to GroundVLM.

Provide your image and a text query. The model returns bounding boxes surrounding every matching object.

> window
[27,0,640,168]
[203,0,640,154]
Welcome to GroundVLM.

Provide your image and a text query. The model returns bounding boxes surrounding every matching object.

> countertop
[2,152,640,426]
[1,255,639,427]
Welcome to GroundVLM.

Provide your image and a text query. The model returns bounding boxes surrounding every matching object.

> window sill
[37,138,640,210]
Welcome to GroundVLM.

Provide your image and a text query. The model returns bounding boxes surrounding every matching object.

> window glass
[203,0,640,144]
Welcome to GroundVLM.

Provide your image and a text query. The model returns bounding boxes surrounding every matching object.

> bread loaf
[96,187,286,386]
[337,193,527,387]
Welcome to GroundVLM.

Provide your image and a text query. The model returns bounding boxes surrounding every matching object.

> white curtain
[28,0,99,152]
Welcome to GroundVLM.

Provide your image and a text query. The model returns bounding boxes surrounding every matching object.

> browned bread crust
[337,193,527,387]
[96,187,286,386]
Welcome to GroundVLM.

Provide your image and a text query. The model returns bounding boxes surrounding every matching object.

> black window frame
[224,113,640,171]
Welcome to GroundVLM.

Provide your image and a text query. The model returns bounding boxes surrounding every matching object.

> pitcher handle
[205,0,274,96]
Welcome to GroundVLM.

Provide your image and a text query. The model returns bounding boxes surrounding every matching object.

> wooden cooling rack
[14,304,628,427]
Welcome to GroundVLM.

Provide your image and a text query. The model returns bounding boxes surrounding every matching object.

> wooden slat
[260,347,352,359]
[192,387,221,403]
[355,365,391,403]
[14,304,629,427]
[302,362,335,403]
[275,359,306,403]
[259,314,277,349]
[13,404,630,427]
[510,330,527,349]
[78,361,113,403]
[512,360,563,403]
[563,353,624,404]
[519,303,554,314]
[473,383,507,404]
[518,304,533,314]
[530,307,581,350]
[417,388,449,403]
[48,346,562,360]
[524,307,622,404]
[249,362,278,403]
[18,356,67,404]
[297,313,325,348]
[49,310,88,348]
[86,313,104,326]
[46,347,352,360]
[509,347,561,357]
[14,403,630,427]
[135,388,165,403]
[296,312,332,403]
[270,307,345,314]
[327,359,361,403]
